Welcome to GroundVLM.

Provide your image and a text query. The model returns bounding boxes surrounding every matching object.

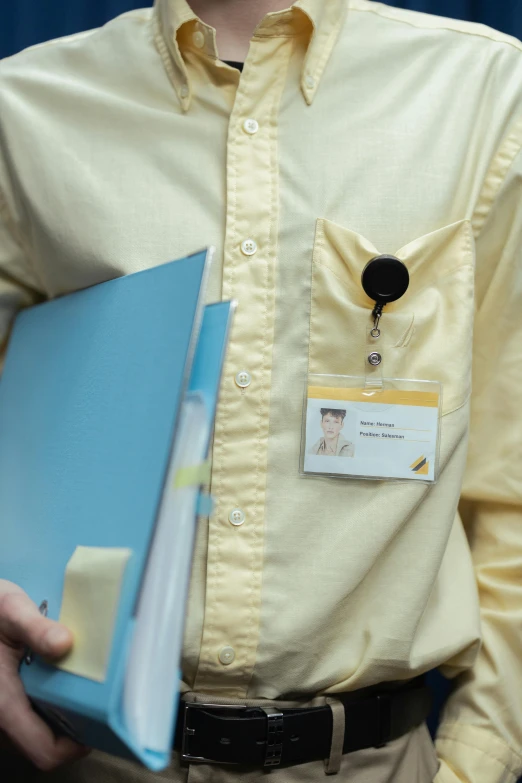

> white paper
[123,393,209,753]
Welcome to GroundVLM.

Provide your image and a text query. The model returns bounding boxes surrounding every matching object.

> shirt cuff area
[433,722,522,783]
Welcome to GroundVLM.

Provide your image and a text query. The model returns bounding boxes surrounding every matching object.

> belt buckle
[262,707,284,767]
[181,702,248,764]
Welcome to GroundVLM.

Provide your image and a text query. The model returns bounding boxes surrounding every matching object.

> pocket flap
[309,219,475,414]
[314,218,474,309]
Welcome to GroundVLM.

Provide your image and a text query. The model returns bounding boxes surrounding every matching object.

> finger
[0,588,72,659]
[0,673,89,771]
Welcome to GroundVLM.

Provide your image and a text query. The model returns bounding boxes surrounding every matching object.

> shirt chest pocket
[308,218,475,416]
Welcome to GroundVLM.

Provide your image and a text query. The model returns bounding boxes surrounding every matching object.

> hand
[0,580,91,770]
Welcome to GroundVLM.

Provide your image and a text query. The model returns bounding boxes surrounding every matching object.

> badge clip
[361,254,410,390]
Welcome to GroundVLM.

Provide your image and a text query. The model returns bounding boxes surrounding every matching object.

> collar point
[300,84,315,105]
[178,85,192,111]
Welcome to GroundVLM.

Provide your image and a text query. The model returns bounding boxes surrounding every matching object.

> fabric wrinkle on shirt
[1,1,522,782]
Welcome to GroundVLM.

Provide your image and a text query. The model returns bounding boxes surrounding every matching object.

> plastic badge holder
[300,373,442,483]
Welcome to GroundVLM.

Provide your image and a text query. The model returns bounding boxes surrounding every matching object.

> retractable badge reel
[361,255,409,387]
[301,253,442,484]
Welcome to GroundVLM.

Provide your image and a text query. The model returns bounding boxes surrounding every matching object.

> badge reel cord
[360,255,410,391]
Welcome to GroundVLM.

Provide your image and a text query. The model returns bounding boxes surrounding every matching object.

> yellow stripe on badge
[307,387,439,408]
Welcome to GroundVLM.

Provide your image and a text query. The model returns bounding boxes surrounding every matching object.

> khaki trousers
[1,690,440,783]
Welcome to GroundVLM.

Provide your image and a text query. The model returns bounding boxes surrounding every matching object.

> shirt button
[219,646,236,665]
[243,118,259,135]
[192,30,205,48]
[241,238,257,256]
[229,508,245,526]
[305,74,315,89]
[235,371,251,388]
[179,85,189,98]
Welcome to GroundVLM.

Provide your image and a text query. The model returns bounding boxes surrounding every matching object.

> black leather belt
[174,675,433,768]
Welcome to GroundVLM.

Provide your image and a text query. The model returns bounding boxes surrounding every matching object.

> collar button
[192,30,205,48]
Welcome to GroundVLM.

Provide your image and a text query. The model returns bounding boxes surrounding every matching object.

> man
[309,408,355,457]
[0,0,521,781]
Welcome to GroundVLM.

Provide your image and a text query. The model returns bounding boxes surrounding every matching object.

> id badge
[300,374,442,483]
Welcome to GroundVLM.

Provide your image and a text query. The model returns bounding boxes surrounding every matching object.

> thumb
[0,584,73,660]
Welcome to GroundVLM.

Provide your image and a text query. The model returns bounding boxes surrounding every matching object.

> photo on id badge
[302,378,441,482]
[307,405,356,458]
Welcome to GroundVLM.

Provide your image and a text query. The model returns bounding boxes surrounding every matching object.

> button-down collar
[154,0,345,110]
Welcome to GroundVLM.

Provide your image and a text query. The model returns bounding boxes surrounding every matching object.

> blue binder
[0,249,234,770]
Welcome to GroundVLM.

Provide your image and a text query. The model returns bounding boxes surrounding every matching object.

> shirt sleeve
[0,184,46,370]
[433,123,522,783]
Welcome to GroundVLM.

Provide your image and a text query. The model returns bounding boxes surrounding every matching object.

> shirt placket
[193,31,294,697]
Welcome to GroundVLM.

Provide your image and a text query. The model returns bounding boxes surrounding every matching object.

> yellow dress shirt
[1,1,522,781]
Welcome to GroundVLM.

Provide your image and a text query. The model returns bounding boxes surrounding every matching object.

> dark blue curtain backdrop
[0,0,521,764]
[0,0,521,59]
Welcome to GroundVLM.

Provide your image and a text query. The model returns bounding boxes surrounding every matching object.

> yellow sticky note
[56,546,132,683]
[173,460,211,489]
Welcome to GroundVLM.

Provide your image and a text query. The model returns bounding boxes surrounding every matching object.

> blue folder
[0,249,233,770]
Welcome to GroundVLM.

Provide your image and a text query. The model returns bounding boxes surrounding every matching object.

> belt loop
[324,697,345,775]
